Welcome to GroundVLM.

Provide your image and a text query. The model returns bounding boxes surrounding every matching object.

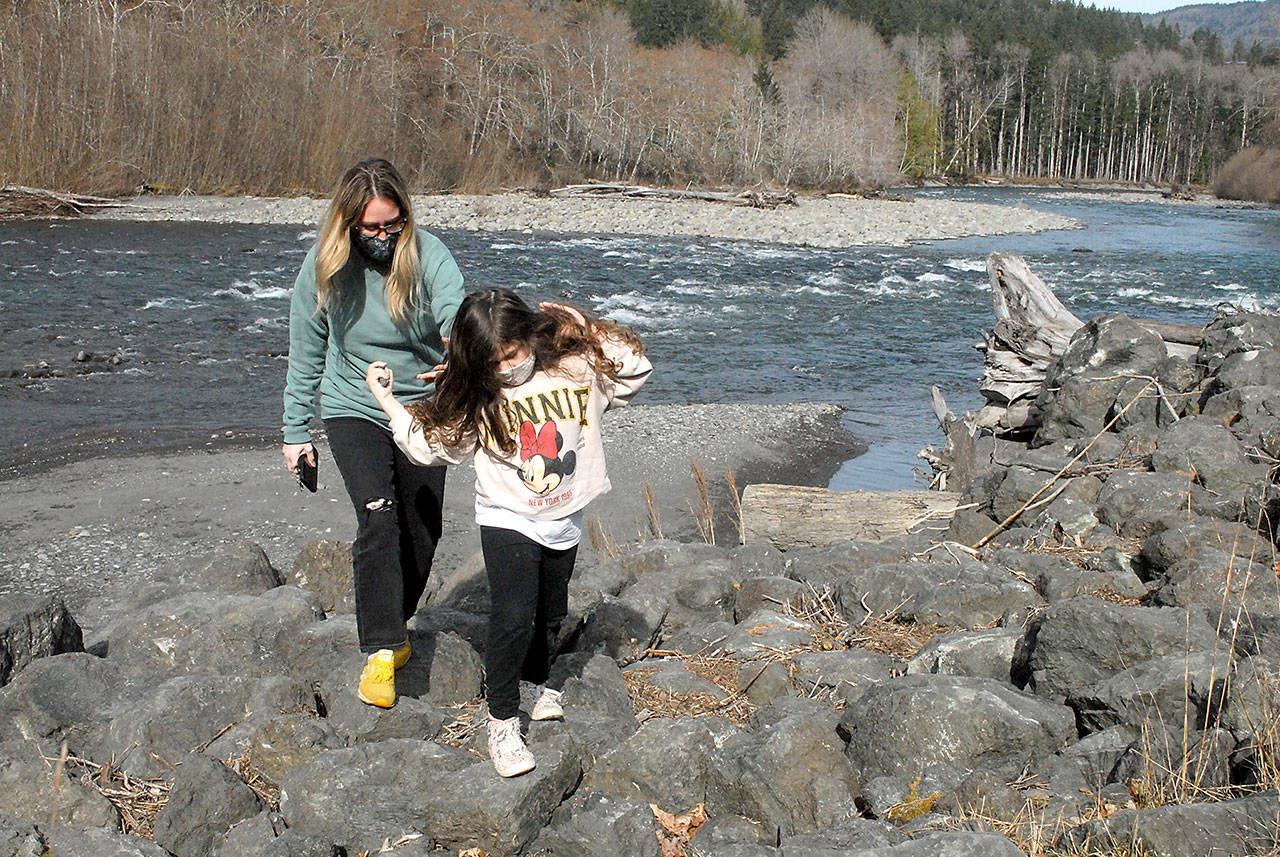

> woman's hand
[416,362,447,384]
[366,361,395,404]
[282,442,315,475]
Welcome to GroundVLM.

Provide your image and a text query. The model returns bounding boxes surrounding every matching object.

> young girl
[364,287,651,777]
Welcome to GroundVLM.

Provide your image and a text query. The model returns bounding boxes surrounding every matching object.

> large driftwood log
[0,185,123,221]
[740,484,959,549]
[972,252,1200,437]
[549,182,796,209]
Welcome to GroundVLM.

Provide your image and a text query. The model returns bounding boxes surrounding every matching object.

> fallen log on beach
[0,185,124,220]
[740,484,960,549]
[549,181,796,209]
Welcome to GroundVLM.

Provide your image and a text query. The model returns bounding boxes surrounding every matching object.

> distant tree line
[0,0,1276,195]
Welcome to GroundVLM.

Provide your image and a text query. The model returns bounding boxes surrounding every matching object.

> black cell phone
[298,454,318,493]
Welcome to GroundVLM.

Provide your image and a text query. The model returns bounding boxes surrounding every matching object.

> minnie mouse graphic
[518,420,577,496]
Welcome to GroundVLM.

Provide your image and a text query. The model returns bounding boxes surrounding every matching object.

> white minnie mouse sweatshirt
[387,334,652,522]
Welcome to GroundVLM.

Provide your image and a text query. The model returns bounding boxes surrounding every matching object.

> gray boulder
[37,825,171,857]
[287,539,354,614]
[421,733,583,856]
[781,540,921,591]
[1067,650,1231,734]
[0,594,83,687]
[708,712,862,837]
[1019,597,1217,701]
[1034,314,1169,445]
[1094,471,1195,538]
[661,563,739,633]
[214,810,286,857]
[245,713,344,787]
[846,831,1030,856]
[1057,725,1140,789]
[990,467,1100,527]
[735,577,806,622]
[791,649,898,703]
[107,587,326,680]
[547,653,639,768]
[0,653,137,749]
[839,675,1075,784]
[730,543,791,579]
[1150,417,1268,494]
[186,541,282,595]
[584,716,739,810]
[531,791,659,857]
[95,674,316,777]
[834,559,1040,630]
[1152,549,1277,614]
[1139,517,1274,578]
[154,754,263,857]
[719,610,817,662]
[1207,347,1280,395]
[1058,790,1280,856]
[905,628,1021,683]
[279,739,472,852]
[779,818,903,855]
[0,740,117,828]
[1035,495,1101,541]
[1197,311,1280,372]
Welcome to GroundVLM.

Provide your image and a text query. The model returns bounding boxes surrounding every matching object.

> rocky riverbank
[88,190,1081,248]
[3,308,1279,856]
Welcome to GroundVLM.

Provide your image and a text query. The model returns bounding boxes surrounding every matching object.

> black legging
[480,525,577,720]
[325,417,446,652]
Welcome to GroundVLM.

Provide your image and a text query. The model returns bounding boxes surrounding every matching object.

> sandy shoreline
[88,190,1084,248]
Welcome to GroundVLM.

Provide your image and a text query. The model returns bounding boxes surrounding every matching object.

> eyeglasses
[356,218,406,237]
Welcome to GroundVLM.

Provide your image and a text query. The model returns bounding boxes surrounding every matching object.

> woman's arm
[282,250,326,473]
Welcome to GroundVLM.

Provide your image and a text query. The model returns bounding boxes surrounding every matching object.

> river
[1,187,1276,487]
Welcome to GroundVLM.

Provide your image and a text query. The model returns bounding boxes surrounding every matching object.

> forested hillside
[1,0,1276,195]
[1148,0,1280,49]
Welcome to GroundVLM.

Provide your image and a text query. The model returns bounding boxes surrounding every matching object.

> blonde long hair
[314,158,422,323]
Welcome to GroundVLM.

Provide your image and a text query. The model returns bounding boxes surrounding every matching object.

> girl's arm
[539,301,652,410]
[599,335,653,409]
[365,362,474,466]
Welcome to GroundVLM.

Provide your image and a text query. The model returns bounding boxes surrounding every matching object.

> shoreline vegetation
[4,0,1276,204]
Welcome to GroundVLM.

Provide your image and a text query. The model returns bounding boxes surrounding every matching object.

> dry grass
[588,516,622,560]
[686,458,716,546]
[56,754,171,839]
[624,662,757,726]
[438,697,489,750]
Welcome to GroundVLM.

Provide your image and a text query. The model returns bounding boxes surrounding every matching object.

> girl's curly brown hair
[407,287,645,455]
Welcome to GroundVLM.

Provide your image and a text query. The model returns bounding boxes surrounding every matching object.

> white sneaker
[488,716,535,778]
[520,681,564,721]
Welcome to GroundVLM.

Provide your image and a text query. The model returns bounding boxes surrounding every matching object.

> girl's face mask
[498,352,536,386]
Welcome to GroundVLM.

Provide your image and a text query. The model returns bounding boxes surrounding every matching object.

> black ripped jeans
[480,526,577,720]
[325,417,446,653]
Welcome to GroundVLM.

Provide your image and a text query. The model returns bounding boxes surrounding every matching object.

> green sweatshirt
[282,228,465,444]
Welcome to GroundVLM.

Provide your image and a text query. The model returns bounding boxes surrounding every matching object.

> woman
[282,158,464,709]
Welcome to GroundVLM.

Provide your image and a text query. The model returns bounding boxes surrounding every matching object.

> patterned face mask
[498,352,536,387]
[354,232,395,264]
